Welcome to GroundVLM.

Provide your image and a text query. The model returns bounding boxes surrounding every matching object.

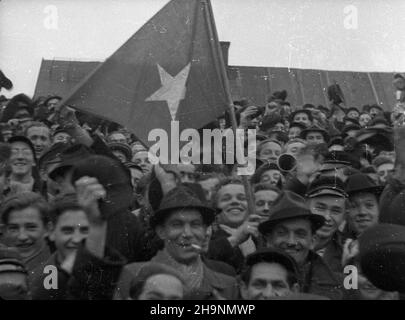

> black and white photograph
[1,0,405,305]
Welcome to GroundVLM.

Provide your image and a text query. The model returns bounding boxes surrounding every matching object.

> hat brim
[319,162,349,172]
[99,183,134,219]
[258,209,325,235]
[301,129,330,141]
[151,205,217,229]
[49,161,75,180]
[307,187,347,198]
[347,185,385,198]
[109,146,132,161]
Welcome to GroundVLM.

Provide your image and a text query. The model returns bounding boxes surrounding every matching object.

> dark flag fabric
[59,0,229,149]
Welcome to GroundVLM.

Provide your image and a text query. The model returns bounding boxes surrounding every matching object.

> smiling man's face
[4,207,48,259]
[26,126,51,159]
[347,192,379,236]
[49,209,90,261]
[308,195,346,239]
[156,209,207,265]
[10,141,34,177]
[265,218,314,266]
[216,184,248,228]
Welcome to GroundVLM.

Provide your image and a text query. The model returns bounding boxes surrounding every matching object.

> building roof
[34,58,396,111]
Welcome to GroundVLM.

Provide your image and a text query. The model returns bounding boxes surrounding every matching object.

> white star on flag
[146,63,191,120]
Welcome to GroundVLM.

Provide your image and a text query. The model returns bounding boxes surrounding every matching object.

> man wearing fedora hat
[114,186,239,300]
[306,176,348,273]
[258,190,343,299]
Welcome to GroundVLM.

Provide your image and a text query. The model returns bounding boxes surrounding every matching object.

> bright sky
[1,0,405,98]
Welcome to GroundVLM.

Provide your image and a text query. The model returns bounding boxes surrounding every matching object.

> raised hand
[239,105,260,128]
[154,163,179,195]
[224,214,261,247]
[75,176,106,224]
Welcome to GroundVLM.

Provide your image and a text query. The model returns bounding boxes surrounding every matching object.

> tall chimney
[220,41,230,68]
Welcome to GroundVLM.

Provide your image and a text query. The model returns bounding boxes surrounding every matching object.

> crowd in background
[1,71,405,300]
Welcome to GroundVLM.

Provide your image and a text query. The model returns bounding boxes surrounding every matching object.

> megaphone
[277,153,297,172]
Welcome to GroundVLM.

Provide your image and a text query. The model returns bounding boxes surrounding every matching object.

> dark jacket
[202,257,237,277]
[30,246,126,300]
[114,255,239,300]
[67,246,127,300]
[300,251,344,300]
[81,135,145,262]
[379,177,405,226]
[207,226,245,274]
[30,253,70,300]
[106,209,149,263]
[284,175,308,198]
[319,231,344,273]
[25,243,52,288]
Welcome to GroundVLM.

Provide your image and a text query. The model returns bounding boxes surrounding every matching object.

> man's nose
[358,205,369,215]
[286,233,297,245]
[71,230,85,244]
[182,224,193,237]
[230,197,240,204]
[17,229,29,241]
[262,284,275,298]
[323,210,332,221]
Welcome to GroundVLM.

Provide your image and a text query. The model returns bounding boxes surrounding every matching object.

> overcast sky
[1,0,405,97]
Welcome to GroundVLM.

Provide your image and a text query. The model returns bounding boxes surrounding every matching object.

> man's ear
[310,232,316,251]
[239,280,249,300]
[264,234,273,248]
[47,221,55,241]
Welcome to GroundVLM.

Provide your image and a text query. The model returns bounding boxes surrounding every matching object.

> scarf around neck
[152,249,205,293]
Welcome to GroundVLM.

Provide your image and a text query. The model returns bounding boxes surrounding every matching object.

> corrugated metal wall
[228,66,397,110]
[35,59,397,111]
[34,59,101,99]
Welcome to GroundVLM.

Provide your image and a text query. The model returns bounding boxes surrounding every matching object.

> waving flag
[59,0,229,148]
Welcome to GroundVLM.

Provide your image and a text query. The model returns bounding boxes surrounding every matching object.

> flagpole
[203,0,256,216]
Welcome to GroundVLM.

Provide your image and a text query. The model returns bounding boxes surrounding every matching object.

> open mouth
[13,162,27,166]
[284,248,300,255]
[356,218,371,224]
[17,243,33,249]
[321,223,334,230]
[177,242,198,251]
[226,207,244,214]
